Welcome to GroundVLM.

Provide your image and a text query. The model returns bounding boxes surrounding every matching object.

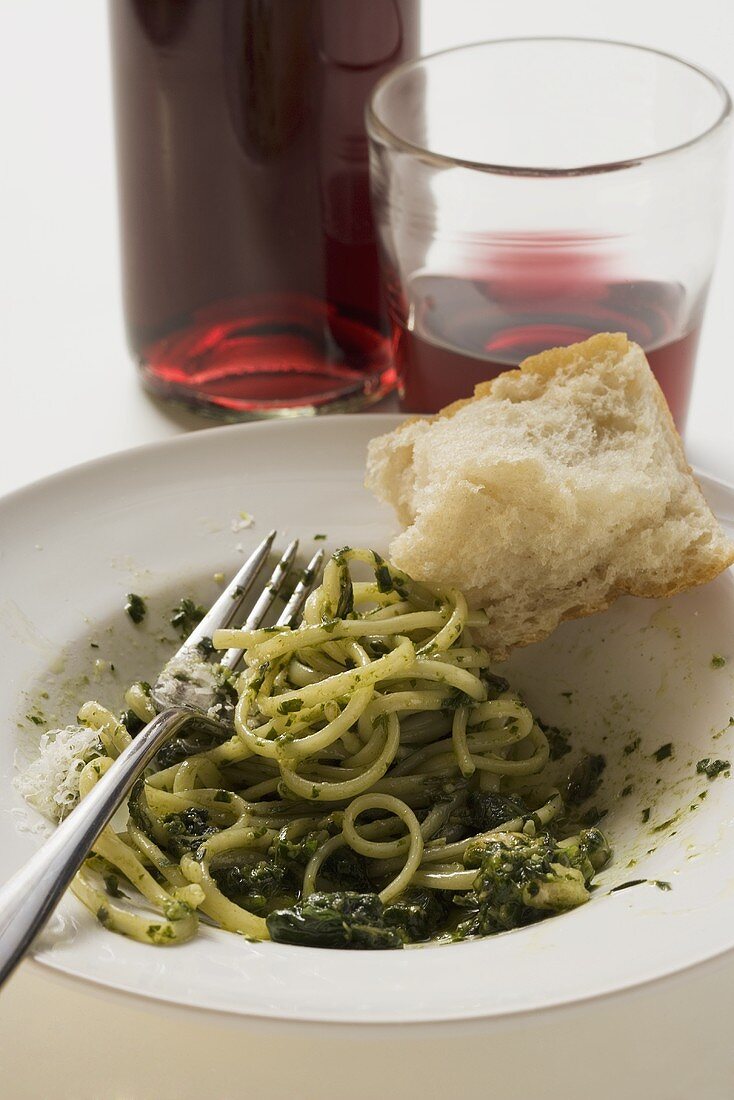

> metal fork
[0,533,324,988]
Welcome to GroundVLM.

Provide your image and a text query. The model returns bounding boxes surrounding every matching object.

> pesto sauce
[696,758,731,780]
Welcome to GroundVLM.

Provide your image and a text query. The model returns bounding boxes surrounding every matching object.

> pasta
[25,549,611,950]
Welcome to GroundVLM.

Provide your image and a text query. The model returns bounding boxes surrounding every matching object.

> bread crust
[479,565,732,663]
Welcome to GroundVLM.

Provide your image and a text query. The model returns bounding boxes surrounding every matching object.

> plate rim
[24,936,734,1034]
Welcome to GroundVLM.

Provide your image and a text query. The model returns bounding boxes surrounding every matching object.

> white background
[1,0,733,496]
[1,2,734,1097]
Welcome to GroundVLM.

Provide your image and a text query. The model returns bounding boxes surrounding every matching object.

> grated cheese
[154,648,223,710]
[14,724,102,822]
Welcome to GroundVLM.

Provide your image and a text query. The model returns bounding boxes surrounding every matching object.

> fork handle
[0,707,194,989]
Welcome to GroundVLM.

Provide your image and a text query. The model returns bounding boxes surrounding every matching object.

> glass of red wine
[367,38,732,428]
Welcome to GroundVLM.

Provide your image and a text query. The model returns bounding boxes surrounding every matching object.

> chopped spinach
[120,709,145,736]
[319,846,372,893]
[170,597,206,638]
[578,805,607,827]
[539,722,572,761]
[334,556,354,619]
[696,758,731,780]
[483,672,510,699]
[610,878,671,895]
[610,879,647,894]
[155,721,228,769]
[441,689,475,711]
[127,778,155,834]
[271,829,327,870]
[383,889,451,943]
[277,698,304,715]
[267,892,403,949]
[566,754,606,805]
[125,593,147,624]
[162,808,219,857]
[212,855,295,916]
[467,790,529,832]
[103,874,127,899]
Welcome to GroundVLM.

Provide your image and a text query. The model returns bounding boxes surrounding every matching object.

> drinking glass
[367,38,732,427]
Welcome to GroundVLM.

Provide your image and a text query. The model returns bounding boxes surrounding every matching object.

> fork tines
[181,533,325,673]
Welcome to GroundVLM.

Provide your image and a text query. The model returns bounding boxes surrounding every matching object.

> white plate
[2,415,734,1024]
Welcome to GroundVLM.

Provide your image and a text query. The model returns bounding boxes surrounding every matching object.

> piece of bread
[366,333,734,658]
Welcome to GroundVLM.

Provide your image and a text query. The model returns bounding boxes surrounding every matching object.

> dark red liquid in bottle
[109,0,419,416]
[393,259,704,429]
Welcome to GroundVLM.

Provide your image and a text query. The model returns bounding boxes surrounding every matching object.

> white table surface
[2,2,734,1097]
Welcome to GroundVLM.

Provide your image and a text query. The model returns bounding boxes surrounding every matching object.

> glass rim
[366,35,733,178]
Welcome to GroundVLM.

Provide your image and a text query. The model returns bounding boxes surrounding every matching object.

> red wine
[393,270,703,428]
[109,0,418,415]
